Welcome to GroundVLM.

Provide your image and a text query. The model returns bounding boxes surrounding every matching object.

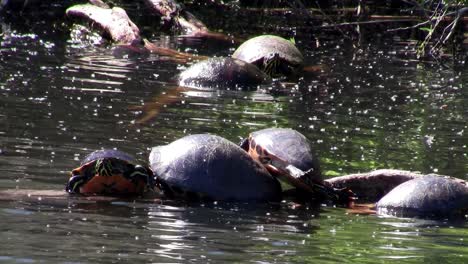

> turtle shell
[178,57,271,90]
[376,175,468,218]
[247,128,321,181]
[67,149,152,195]
[81,149,135,165]
[232,35,303,76]
[149,134,282,202]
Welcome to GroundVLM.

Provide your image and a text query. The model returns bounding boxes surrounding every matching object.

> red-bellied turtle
[149,134,282,202]
[178,57,272,90]
[240,128,354,204]
[66,149,154,195]
[376,175,468,218]
[232,35,304,77]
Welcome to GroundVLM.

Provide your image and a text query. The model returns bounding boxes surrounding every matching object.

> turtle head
[262,52,281,77]
[66,158,155,195]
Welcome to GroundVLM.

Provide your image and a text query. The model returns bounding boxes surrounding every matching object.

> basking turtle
[232,35,304,77]
[149,134,282,202]
[66,149,154,195]
[240,128,354,203]
[376,175,468,218]
[178,57,272,90]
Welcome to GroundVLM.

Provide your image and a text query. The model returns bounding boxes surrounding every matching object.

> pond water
[1,2,467,263]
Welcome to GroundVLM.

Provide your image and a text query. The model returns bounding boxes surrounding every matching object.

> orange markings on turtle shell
[79,173,146,195]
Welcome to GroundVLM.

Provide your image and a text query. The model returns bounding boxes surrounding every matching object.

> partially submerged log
[145,0,238,43]
[145,0,208,34]
[66,4,141,45]
[66,2,207,62]
[326,169,428,202]
[326,169,468,203]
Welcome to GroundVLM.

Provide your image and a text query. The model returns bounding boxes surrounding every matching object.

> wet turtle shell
[376,175,468,218]
[178,57,272,90]
[232,35,303,77]
[241,128,354,203]
[149,134,282,202]
[242,128,321,180]
[66,149,153,195]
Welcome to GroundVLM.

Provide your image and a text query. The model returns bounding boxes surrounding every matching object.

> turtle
[178,57,272,90]
[66,149,154,195]
[149,134,282,202]
[232,35,304,77]
[240,128,354,204]
[376,175,468,218]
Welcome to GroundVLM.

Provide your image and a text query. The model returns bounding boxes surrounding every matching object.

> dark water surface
[1,2,467,263]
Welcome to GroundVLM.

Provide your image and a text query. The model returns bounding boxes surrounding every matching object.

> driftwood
[1,169,464,205]
[66,2,207,62]
[66,4,141,45]
[0,189,163,206]
[325,169,460,202]
[145,0,239,43]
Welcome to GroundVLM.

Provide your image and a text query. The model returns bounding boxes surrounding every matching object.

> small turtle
[376,175,468,218]
[179,57,272,90]
[149,134,282,202]
[66,149,154,195]
[232,35,304,77]
[240,128,354,203]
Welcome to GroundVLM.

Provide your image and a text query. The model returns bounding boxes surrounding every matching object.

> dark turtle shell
[66,149,153,195]
[178,57,272,90]
[149,134,282,202]
[81,149,135,165]
[232,35,303,77]
[245,128,321,180]
[241,128,354,203]
[376,175,468,218]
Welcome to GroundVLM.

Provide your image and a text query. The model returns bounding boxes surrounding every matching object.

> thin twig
[319,19,419,29]
[430,7,468,55]
[387,9,461,32]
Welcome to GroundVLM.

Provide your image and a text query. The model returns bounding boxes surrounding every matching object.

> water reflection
[142,201,320,262]
[0,2,467,263]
